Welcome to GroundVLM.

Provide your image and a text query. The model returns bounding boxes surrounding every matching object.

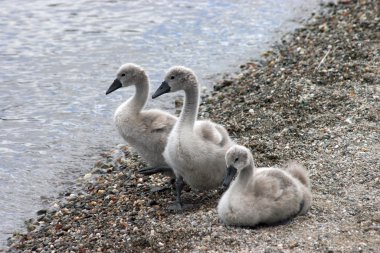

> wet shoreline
[0,0,320,241]
[6,0,380,252]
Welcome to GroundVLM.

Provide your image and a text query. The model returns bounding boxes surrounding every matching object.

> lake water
[0,0,320,247]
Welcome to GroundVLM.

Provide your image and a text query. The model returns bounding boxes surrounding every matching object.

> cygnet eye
[170,75,175,80]
[121,73,125,77]
[234,157,239,163]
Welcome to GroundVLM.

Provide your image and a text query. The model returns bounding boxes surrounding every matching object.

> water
[0,0,320,247]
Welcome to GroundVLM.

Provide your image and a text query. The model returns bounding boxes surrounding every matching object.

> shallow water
[0,0,320,247]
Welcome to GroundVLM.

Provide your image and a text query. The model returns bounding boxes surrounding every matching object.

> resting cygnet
[106,63,177,177]
[218,145,312,227]
[152,66,234,210]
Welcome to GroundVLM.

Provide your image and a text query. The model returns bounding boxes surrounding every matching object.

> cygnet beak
[106,79,122,95]
[223,165,237,188]
[152,81,171,99]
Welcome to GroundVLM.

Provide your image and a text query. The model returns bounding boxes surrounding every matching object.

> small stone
[289,241,299,249]
[36,209,47,216]
[55,223,62,230]
[67,193,76,200]
[345,118,353,124]
[372,212,380,223]
[26,223,36,232]
[84,173,92,180]
[97,189,105,195]
[149,200,158,206]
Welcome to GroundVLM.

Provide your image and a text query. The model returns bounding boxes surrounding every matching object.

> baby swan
[106,63,177,177]
[218,145,312,227]
[152,66,234,210]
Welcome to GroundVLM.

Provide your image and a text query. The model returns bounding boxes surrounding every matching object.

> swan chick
[152,66,234,210]
[218,145,312,227]
[106,63,177,180]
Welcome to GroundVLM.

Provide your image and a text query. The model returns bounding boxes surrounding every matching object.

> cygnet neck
[178,84,199,130]
[127,73,149,114]
[237,159,255,186]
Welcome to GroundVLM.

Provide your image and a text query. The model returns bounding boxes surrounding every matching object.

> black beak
[106,79,122,95]
[223,165,237,188]
[152,81,171,99]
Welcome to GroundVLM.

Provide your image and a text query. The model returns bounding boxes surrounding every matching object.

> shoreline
[7,0,379,252]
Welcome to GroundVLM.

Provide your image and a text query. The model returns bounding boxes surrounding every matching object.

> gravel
[6,0,379,252]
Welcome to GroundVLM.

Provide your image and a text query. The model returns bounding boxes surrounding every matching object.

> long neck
[237,160,255,186]
[127,74,149,113]
[178,85,199,130]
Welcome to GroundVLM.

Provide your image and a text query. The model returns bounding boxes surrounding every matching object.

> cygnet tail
[214,125,231,147]
[299,189,312,215]
[283,161,310,189]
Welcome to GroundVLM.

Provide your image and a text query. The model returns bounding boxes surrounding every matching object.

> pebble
[83,173,92,180]
[37,209,48,216]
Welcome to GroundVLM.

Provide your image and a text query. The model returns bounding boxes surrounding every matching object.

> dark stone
[36,209,47,216]
[148,200,158,206]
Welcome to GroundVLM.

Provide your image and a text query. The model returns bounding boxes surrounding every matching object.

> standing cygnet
[106,63,177,178]
[218,145,312,227]
[152,66,234,210]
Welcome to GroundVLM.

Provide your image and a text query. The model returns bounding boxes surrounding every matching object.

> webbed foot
[167,202,194,212]
[138,166,173,176]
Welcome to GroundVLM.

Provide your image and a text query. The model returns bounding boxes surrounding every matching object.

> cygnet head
[152,66,198,99]
[106,63,146,95]
[223,145,253,188]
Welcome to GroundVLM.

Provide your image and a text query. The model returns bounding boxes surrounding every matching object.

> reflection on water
[0,0,320,247]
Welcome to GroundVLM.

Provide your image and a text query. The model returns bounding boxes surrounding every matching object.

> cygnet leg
[168,176,193,211]
[175,176,185,206]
